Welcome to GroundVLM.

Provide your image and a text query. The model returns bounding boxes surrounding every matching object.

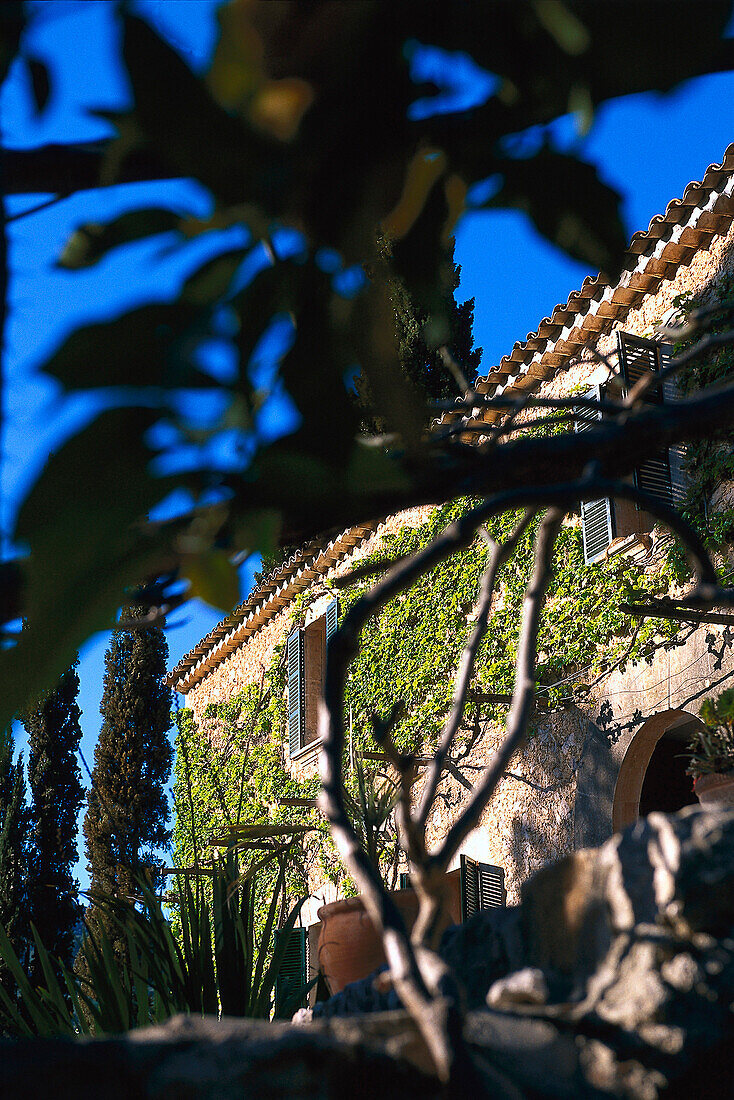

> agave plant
[0,835,313,1037]
[342,759,401,887]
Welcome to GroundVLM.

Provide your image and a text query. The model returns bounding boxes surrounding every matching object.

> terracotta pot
[317,870,461,995]
[694,772,734,807]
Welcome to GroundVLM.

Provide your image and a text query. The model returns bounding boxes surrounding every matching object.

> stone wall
[424,709,584,905]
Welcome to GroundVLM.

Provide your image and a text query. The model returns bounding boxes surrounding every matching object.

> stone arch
[612,708,702,831]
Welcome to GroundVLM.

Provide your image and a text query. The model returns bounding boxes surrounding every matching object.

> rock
[0,1013,446,1100]
[314,808,734,1095]
[4,808,734,1097]
[486,967,548,1007]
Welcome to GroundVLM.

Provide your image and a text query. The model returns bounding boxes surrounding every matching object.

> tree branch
[416,511,535,832]
[430,509,563,873]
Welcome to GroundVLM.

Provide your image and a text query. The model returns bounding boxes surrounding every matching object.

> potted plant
[316,760,461,994]
[687,689,734,806]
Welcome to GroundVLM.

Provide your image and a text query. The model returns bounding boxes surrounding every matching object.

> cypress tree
[83,608,173,953]
[356,236,483,420]
[389,240,482,404]
[22,658,84,978]
[0,729,30,994]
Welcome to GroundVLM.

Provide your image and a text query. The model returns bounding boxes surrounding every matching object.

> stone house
[166,143,734,964]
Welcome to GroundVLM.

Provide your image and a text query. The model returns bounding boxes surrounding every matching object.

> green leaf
[182,248,249,306]
[487,149,626,278]
[347,444,411,494]
[231,508,282,561]
[58,208,181,270]
[43,302,201,390]
[27,57,50,114]
[183,550,240,611]
[0,408,168,733]
[122,14,279,209]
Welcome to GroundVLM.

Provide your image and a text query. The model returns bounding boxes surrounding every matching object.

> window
[459,854,506,920]
[400,855,506,920]
[287,598,339,759]
[575,331,683,565]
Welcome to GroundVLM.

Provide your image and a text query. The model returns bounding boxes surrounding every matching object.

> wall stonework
[424,709,584,905]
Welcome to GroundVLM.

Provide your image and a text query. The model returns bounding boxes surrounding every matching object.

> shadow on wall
[509,799,574,905]
[574,707,703,852]
[574,712,622,851]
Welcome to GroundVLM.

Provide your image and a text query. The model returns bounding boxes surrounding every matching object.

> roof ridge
[450,141,734,413]
[167,521,378,691]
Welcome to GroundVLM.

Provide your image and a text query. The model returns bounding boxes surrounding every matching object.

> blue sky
[3,1,734,889]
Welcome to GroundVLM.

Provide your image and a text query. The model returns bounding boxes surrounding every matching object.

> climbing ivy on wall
[338,497,680,751]
[661,279,734,582]
[173,484,685,893]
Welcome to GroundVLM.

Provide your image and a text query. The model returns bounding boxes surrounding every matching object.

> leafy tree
[0,730,29,996]
[21,659,84,980]
[82,608,173,955]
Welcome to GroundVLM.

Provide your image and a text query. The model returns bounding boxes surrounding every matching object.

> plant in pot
[687,689,734,806]
[316,759,462,994]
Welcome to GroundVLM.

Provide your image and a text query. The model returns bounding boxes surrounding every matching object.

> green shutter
[325,598,339,651]
[287,628,305,757]
[460,855,505,921]
[617,331,673,508]
[399,871,411,890]
[574,384,615,564]
[274,926,308,1016]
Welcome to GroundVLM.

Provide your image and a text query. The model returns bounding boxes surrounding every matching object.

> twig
[416,510,535,832]
[438,346,472,396]
[619,602,734,625]
[430,509,563,873]
[432,393,625,416]
[625,327,734,405]
[332,555,409,588]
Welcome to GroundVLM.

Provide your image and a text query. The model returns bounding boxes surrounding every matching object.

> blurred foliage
[2,1,734,726]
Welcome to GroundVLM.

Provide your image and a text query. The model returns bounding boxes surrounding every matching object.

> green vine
[174,409,728,896]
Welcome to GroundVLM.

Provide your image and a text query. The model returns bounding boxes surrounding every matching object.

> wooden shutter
[287,628,305,757]
[325,598,339,651]
[574,385,615,564]
[617,331,673,508]
[460,855,506,921]
[274,926,308,1016]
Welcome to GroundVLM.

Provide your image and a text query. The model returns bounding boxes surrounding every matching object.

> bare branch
[318,601,454,1075]
[432,393,625,416]
[332,555,409,588]
[619,602,734,625]
[431,509,563,873]
[416,509,535,831]
[625,326,734,405]
[438,346,472,396]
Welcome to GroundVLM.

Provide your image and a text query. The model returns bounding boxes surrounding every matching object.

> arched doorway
[612,709,701,831]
